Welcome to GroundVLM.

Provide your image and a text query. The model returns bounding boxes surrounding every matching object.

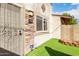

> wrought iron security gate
[0,3,23,55]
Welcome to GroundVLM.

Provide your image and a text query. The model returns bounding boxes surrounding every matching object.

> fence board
[73,25,79,41]
[61,25,79,41]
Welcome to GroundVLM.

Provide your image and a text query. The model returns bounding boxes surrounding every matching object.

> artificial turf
[26,38,79,56]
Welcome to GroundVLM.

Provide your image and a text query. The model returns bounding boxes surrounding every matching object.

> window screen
[36,16,42,31]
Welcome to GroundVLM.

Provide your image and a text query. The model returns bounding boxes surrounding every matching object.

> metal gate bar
[0,3,22,55]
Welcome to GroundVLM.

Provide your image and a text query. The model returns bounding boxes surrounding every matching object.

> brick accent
[24,11,35,53]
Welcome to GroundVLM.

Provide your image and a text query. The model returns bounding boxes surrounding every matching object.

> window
[41,4,46,13]
[36,16,42,31]
[44,19,47,30]
[36,16,47,31]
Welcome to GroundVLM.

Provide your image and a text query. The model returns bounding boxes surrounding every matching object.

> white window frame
[36,15,48,32]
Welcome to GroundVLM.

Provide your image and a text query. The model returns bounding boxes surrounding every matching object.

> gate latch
[19,30,22,35]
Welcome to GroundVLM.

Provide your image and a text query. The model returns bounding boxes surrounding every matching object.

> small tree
[63,13,71,17]
[62,13,77,25]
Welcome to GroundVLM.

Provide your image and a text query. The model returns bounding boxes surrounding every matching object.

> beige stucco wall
[23,3,34,11]
[33,3,52,32]
[33,3,54,47]
[49,15,61,39]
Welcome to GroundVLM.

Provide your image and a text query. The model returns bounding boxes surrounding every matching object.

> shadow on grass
[45,46,71,56]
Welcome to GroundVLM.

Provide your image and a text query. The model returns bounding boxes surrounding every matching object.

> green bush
[63,13,77,25]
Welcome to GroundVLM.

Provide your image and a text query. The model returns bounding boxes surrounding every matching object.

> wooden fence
[61,25,79,41]
[61,25,79,46]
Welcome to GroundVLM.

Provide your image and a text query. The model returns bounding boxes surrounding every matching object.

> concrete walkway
[0,48,20,56]
[34,34,53,47]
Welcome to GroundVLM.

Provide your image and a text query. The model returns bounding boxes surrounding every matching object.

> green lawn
[26,38,79,56]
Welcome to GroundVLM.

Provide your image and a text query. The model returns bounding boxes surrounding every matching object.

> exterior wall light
[27,10,34,17]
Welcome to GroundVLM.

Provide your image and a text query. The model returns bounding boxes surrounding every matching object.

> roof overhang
[52,14,71,19]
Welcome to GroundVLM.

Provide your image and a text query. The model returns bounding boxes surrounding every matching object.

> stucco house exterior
[0,3,71,56]
[23,3,63,54]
